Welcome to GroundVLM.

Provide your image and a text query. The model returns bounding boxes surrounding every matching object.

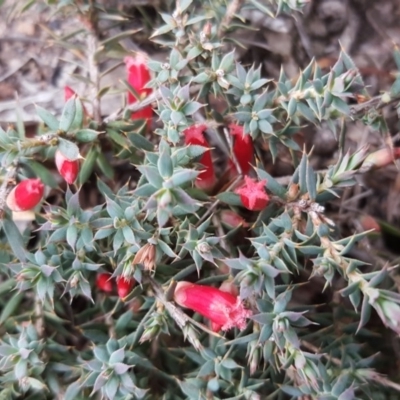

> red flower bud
[220,209,249,228]
[55,150,80,185]
[116,276,136,299]
[359,215,381,232]
[6,178,44,212]
[184,124,216,191]
[124,54,153,130]
[228,124,254,176]
[174,281,252,331]
[361,147,400,172]
[64,85,76,101]
[96,273,114,293]
[235,176,269,211]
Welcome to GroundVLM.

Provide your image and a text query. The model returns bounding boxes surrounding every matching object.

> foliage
[1,0,400,399]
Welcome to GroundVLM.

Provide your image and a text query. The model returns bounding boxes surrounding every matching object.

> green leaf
[70,98,84,130]
[36,106,59,130]
[76,129,99,143]
[58,138,80,160]
[0,292,24,325]
[2,219,26,262]
[107,129,128,149]
[59,98,76,132]
[79,146,97,185]
[96,153,115,180]
[23,159,58,188]
[67,224,78,250]
[216,192,242,206]
[158,143,173,179]
[64,381,81,400]
[167,169,199,187]
[128,133,154,151]
[255,168,286,199]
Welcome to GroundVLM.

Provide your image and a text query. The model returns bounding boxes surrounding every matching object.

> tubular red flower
[174,281,252,331]
[116,276,135,299]
[211,280,240,332]
[228,123,254,176]
[124,54,153,130]
[6,178,44,212]
[235,176,269,211]
[184,125,216,191]
[96,273,114,293]
[55,150,80,185]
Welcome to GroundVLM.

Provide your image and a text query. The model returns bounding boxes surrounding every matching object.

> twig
[350,94,400,116]
[218,0,244,38]
[86,2,102,125]
[223,127,242,175]
[0,165,17,219]
[103,85,201,124]
[87,34,101,125]
[34,298,44,337]
[146,276,223,349]
[146,276,202,350]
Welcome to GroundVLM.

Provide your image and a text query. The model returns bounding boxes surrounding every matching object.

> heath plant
[1,0,400,399]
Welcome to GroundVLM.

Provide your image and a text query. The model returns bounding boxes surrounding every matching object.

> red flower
[184,125,216,191]
[6,178,44,212]
[64,86,76,101]
[116,276,135,299]
[228,124,254,176]
[174,281,252,331]
[55,150,80,185]
[96,273,114,293]
[124,54,152,130]
[235,176,269,211]
[211,280,240,332]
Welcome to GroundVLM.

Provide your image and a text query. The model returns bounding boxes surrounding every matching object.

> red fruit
[124,54,152,130]
[64,86,76,101]
[361,147,400,172]
[96,273,114,293]
[359,215,381,232]
[220,209,248,228]
[184,125,216,191]
[55,150,80,184]
[235,176,269,211]
[6,178,44,212]
[228,123,254,176]
[117,276,135,299]
[174,281,252,331]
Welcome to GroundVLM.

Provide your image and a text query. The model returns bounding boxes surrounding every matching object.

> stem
[218,0,244,38]
[86,3,101,125]
[0,165,17,219]
[34,298,44,337]
[103,85,201,124]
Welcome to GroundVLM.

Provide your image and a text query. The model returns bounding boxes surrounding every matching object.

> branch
[0,165,17,219]
[350,93,400,116]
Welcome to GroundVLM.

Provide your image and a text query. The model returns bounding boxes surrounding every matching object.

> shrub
[1,0,400,399]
